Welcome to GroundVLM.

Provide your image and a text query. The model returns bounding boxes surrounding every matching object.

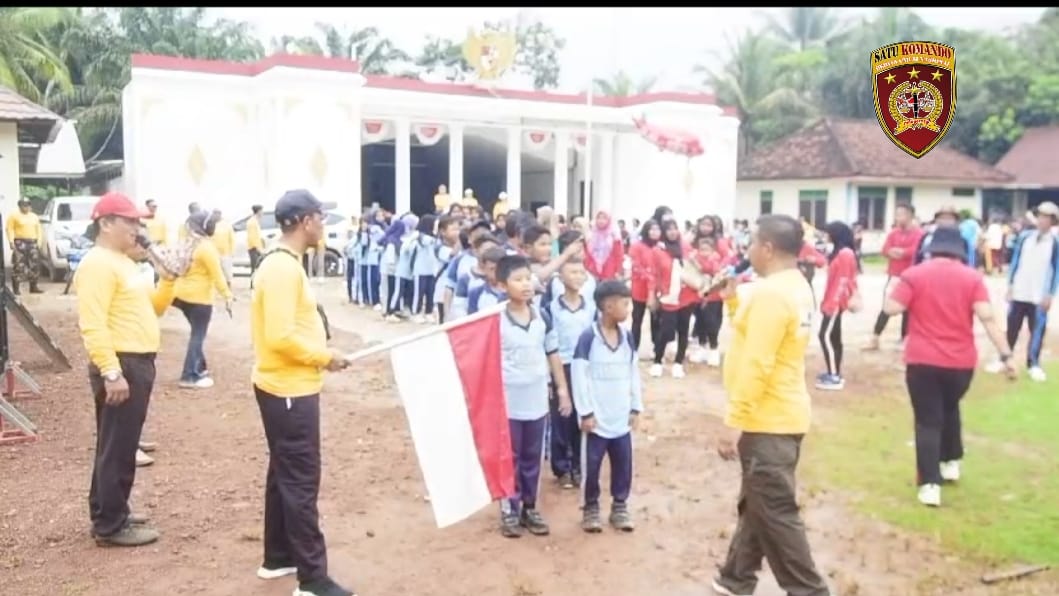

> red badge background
[874,62,954,155]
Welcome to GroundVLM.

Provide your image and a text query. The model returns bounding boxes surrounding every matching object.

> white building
[122,53,740,228]
[736,118,1013,252]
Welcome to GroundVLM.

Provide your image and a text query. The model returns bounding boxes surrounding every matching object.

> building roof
[130,53,737,113]
[994,126,1059,188]
[0,85,62,145]
[738,118,1012,184]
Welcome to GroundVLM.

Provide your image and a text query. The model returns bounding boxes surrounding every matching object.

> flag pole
[583,76,594,216]
[345,301,510,363]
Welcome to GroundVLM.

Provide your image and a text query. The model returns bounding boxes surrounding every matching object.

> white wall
[0,123,19,214]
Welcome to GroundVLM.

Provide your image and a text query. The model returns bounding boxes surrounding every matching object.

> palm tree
[0,7,73,102]
[270,34,323,55]
[593,70,656,97]
[763,7,842,51]
[314,24,409,75]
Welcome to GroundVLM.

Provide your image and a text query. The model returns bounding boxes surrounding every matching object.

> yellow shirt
[74,247,175,373]
[144,217,167,245]
[211,220,234,256]
[722,268,814,434]
[434,193,451,213]
[7,211,42,242]
[173,240,232,305]
[247,217,264,251]
[492,199,509,220]
[460,196,479,208]
[251,247,331,397]
[178,224,188,242]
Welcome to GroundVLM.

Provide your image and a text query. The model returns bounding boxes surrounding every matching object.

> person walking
[6,198,44,295]
[714,214,829,596]
[250,189,355,596]
[865,203,922,350]
[75,192,177,547]
[247,204,265,282]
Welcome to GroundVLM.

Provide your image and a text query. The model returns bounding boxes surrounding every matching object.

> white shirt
[1011,232,1056,304]
[986,223,1004,250]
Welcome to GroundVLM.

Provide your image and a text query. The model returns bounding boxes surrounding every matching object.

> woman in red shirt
[817,221,860,391]
[649,220,700,379]
[689,234,727,367]
[583,210,624,280]
[629,219,661,352]
[882,226,1015,507]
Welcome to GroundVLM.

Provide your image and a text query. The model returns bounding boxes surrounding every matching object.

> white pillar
[448,122,463,201]
[598,132,615,215]
[506,126,522,209]
[395,118,411,215]
[553,132,569,217]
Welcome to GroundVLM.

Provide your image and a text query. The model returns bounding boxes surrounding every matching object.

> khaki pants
[717,433,829,596]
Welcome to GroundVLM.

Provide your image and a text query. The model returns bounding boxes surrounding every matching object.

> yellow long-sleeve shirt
[74,247,176,374]
[7,211,42,242]
[144,217,167,245]
[246,217,264,251]
[434,192,451,213]
[492,199,509,220]
[251,247,331,397]
[211,220,234,256]
[173,240,232,305]
[722,268,814,434]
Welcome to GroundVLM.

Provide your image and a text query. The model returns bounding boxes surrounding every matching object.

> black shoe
[500,512,523,538]
[256,559,297,580]
[609,501,635,532]
[571,470,582,486]
[29,284,43,294]
[294,577,355,596]
[581,503,603,533]
[519,507,550,536]
[558,473,576,489]
[12,284,19,295]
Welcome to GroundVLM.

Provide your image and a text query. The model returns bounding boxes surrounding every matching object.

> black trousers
[416,274,436,315]
[385,274,399,314]
[630,300,658,352]
[88,353,156,537]
[654,305,694,364]
[819,313,843,376]
[692,301,724,349]
[549,364,580,477]
[255,387,328,583]
[905,364,973,486]
[1007,300,1048,367]
[873,276,908,339]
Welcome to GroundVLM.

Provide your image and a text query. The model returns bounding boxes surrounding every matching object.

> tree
[413,35,472,80]
[763,7,843,51]
[0,7,74,102]
[312,24,409,75]
[482,18,566,89]
[593,70,656,97]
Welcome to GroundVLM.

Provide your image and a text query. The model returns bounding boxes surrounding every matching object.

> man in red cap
[75,192,177,547]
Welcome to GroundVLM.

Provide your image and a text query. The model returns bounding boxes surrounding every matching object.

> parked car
[230,210,351,277]
[39,195,98,282]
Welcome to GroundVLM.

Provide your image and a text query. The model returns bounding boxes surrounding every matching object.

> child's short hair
[480,246,506,265]
[557,230,582,252]
[694,233,716,248]
[472,233,499,250]
[593,280,632,309]
[560,258,584,273]
[496,254,531,283]
[521,224,551,247]
[438,215,458,233]
[469,220,492,234]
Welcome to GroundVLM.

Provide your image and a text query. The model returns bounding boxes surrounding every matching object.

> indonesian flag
[378,303,513,528]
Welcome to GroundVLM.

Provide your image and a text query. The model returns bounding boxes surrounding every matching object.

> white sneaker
[648,364,664,378]
[194,377,215,389]
[372,304,383,312]
[256,564,297,580]
[940,460,961,482]
[917,483,941,507]
[671,364,686,379]
[711,578,751,596]
[688,347,707,364]
[706,348,722,367]
[135,449,154,467]
[983,360,1006,374]
[1029,366,1047,382]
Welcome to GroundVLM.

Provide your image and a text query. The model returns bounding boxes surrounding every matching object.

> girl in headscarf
[817,221,861,391]
[353,214,384,308]
[649,219,699,379]
[411,214,439,323]
[393,213,420,320]
[629,219,662,353]
[584,211,624,280]
[380,219,406,319]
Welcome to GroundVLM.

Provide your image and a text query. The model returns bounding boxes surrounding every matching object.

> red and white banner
[571,133,589,153]
[414,123,446,146]
[378,304,513,528]
[632,115,704,157]
[362,120,392,144]
[522,130,553,152]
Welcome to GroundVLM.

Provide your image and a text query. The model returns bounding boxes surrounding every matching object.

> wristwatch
[103,370,123,383]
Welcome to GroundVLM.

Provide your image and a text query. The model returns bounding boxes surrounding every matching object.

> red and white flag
[361,304,513,528]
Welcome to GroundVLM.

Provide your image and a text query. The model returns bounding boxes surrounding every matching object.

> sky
[212,7,1046,92]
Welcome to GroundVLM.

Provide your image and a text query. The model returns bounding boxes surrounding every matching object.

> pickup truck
[39,195,98,282]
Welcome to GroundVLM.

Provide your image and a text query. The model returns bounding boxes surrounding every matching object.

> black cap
[275,189,323,226]
[469,219,491,233]
[928,227,967,262]
[17,198,30,206]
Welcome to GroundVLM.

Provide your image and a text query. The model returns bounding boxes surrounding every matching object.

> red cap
[91,192,149,220]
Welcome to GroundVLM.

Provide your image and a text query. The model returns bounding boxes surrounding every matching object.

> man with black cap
[250,189,355,596]
[75,192,177,546]
[5,198,44,294]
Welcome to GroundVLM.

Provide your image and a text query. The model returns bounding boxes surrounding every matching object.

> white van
[39,195,98,281]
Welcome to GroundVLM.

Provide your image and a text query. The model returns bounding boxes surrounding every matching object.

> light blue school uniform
[380,243,398,276]
[396,234,416,280]
[542,274,597,318]
[411,234,439,278]
[550,294,598,364]
[570,324,643,438]
[500,306,558,421]
[451,270,487,320]
[444,251,477,291]
[467,283,507,315]
[433,244,457,305]
[358,226,383,266]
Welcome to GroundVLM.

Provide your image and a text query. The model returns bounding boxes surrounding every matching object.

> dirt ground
[1,277,1056,596]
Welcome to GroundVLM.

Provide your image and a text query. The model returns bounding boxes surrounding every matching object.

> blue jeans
[173,298,213,382]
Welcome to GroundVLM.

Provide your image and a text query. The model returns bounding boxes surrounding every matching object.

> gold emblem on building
[187,145,207,186]
[463,28,516,81]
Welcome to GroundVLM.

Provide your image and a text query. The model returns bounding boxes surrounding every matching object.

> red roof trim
[130,53,727,109]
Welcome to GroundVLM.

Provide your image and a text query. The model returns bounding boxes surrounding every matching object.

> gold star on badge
[885,73,896,84]
[907,67,920,79]
[931,69,944,81]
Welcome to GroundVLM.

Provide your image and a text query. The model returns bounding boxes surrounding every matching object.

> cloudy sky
[213,7,1045,92]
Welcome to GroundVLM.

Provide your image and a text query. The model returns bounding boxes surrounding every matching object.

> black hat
[17,198,30,206]
[275,189,323,226]
[928,227,967,261]
[934,205,960,220]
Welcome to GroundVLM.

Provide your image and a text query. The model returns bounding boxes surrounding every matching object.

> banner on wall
[522,130,553,152]
[414,123,446,146]
[363,120,393,144]
[570,133,589,154]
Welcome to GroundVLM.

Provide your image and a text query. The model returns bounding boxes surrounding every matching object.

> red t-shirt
[628,241,655,302]
[891,258,990,370]
[882,226,925,277]
[651,243,699,311]
[820,248,858,315]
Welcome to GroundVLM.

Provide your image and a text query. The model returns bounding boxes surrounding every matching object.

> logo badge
[871,42,956,159]
[463,29,516,81]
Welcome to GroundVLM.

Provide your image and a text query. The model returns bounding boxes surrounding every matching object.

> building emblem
[463,28,516,81]
[871,41,956,159]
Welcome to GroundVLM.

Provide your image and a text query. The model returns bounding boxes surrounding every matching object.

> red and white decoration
[522,130,553,152]
[362,120,393,144]
[413,123,446,146]
[385,305,512,528]
[632,115,704,157]
[571,132,589,153]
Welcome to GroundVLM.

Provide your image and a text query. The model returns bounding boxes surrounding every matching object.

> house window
[952,187,975,197]
[895,186,913,206]
[798,190,828,229]
[759,190,773,215]
[857,186,888,230]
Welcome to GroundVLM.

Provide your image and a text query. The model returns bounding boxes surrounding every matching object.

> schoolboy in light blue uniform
[394,224,418,315]
[571,280,642,533]
[432,215,461,323]
[356,219,383,307]
[442,222,493,319]
[410,215,440,319]
[467,246,508,315]
[542,229,596,318]
[496,255,571,539]
[451,234,498,321]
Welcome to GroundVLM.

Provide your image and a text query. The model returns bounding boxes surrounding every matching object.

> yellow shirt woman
[174,240,232,305]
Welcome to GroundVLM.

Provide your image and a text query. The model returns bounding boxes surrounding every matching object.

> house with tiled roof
[0,86,65,206]
[989,126,1059,215]
[736,118,1012,250]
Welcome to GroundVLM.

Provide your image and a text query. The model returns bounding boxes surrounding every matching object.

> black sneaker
[500,513,523,538]
[581,504,603,533]
[558,473,576,489]
[256,558,297,580]
[609,501,635,532]
[571,470,582,487]
[294,577,355,596]
[94,524,159,547]
[519,507,550,536]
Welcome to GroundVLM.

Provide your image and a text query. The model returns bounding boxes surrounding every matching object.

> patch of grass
[805,363,1059,565]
